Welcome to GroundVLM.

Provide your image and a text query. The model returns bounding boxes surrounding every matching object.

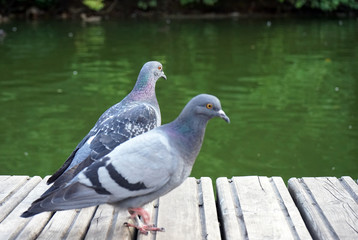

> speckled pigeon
[21,94,229,233]
[46,61,166,193]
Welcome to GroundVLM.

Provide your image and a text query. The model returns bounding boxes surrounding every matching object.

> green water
[0,18,357,182]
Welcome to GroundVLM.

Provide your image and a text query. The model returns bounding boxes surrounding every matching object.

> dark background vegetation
[0,0,358,18]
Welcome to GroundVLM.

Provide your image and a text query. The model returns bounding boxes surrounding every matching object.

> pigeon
[45,61,166,194]
[21,94,230,234]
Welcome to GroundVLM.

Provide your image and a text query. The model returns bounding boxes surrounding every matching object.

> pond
[0,18,357,182]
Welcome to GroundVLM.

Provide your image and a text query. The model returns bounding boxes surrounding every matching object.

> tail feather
[21,210,43,218]
[21,182,110,218]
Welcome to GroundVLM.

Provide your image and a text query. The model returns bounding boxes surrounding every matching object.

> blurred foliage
[136,0,358,11]
[35,0,57,8]
[83,0,104,11]
[281,0,358,11]
[0,0,57,8]
[137,0,157,10]
[0,0,357,14]
[180,0,218,6]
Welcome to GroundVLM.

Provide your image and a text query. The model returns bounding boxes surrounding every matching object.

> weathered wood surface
[138,177,221,240]
[0,175,357,240]
[216,176,312,240]
[288,176,358,240]
[0,176,219,240]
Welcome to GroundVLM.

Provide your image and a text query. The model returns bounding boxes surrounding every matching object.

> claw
[127,224,164,234]
[124,214,164,234]
[128,207,150,224]
[150,227,165,234]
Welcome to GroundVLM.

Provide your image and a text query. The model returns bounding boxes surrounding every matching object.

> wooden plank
[216,177,244,240]
[0,176,52,240]
[0,176,42,223]
[66,206,97,239]
[233,176,310,240]
[138,177,220,240]
[0,176,29,204]
[136,198,159,240]
[85,203,133,240]
[0,175,10,182]
[85,204,115,240]
[288,178,334,240]
[155,177,202,240]
[340,176,358,202]
[288,177,358,240]
[15,212,53,240]
[17,192,97,240]
[200,177,221,240]
[217,176,312,240]
[112,207,136,239]
[37,209,78,239]
[270,177,312,239]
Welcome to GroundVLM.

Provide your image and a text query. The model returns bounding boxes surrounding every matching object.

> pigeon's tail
[21,209,42,218]
[20,192,55,218]
[20,182,110,218]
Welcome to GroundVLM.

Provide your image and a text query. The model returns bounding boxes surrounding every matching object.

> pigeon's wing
[81,130,176,198]
[47,134,92,184]
[22,130,174,217]
[89,103,159,160]
[47,103,158,185]
[41,155,95,197]
[46,101,124,185]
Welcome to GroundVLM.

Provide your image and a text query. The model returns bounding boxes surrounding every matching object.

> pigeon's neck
[130,75,157,102]
[167,117,208,164]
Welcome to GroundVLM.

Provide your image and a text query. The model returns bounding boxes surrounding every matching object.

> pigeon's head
[133,61,166,93]
[185,94,230,123]
[141,61,167,81]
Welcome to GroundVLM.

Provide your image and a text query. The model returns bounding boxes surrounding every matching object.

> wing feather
[47,103,159,185]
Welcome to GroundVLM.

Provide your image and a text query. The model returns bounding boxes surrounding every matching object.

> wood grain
[138,177,221,240]
[0,176,40,223]
[199,177,221,240]
[288,177,358,240]
[0,176,51,240]
[217,176,312,240]
[85,204,116,240]
[0,175,356,240]
[216,177,244,240]
[66,206,97,239]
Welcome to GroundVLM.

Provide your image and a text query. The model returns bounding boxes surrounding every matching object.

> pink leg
[128,207,151,224]
[125,208,165,234]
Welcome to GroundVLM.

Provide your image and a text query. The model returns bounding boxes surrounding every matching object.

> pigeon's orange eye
[206,103,213,109]
[158,66,162,70]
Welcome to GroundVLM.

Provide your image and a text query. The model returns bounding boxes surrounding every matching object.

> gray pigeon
[21,94,230,234]
[46,61,166,192]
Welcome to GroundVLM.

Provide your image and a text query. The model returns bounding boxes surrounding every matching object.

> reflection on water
[0,19,357,181]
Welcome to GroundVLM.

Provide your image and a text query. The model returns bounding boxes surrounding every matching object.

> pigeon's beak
[161,72,167,80]
[218,110,230,123]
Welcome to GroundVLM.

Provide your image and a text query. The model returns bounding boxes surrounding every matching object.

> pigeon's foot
[124,222,165,235]
[128,207,151,224]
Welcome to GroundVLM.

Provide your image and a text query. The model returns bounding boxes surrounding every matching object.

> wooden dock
[0,175,357,239]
